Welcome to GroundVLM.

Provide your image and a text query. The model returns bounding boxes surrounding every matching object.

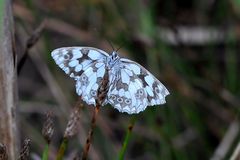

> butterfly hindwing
[76,61,106,105]
[106,58,169,114]
[120,58,170,106]
[106,65,148,114]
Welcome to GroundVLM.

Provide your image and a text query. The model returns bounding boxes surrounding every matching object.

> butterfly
[51,47,169,114]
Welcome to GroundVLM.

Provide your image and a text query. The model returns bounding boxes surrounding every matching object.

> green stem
[118,116,136,160]
[56,138,68,160]
[42,144,49,160]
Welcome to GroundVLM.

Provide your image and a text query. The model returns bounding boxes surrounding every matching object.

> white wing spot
[144,75,154,86]
[69,60,78,67]
[75,65,82,72]
[88,50,103,60]
[121,70,130,84]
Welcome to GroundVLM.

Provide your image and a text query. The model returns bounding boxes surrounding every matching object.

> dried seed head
[18,139,30,160]
[64,104,82,138]
[0,143,8,160]
[42,111,54,144]
[97,69,109,105]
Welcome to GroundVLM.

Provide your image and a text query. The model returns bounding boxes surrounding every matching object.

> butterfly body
[51,47,169,114]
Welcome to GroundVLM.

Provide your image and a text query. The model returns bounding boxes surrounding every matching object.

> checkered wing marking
[76,61,106,105]
[121,58,170,105]
[51,47,108,80]
[107,59,170,114]
[51,47,108,105]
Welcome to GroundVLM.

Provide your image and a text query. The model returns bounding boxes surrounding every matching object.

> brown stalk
[81,103,101,160]
[81,70,109,160]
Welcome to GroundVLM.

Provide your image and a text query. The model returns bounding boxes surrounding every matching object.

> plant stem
[42,144,49,160]
[118,116,136,160]
[56,138,68,160]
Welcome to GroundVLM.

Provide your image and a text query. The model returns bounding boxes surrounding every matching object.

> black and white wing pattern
[52,47,169,114]
[106,58,169,114]
[51,47,108,105]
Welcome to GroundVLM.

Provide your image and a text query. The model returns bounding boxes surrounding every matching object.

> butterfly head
[107,51,120,68]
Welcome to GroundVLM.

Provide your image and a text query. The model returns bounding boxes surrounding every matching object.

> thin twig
[17,20,45,75]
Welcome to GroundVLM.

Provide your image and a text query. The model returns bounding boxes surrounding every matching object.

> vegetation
[1,0,240,159]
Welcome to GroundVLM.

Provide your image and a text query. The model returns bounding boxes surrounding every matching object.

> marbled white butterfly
[51,47,169,114]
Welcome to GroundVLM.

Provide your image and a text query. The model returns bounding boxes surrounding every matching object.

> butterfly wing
[75,61,106,105]
[106,58,169,114]
[51,47,108,79]
[51,47,108,105]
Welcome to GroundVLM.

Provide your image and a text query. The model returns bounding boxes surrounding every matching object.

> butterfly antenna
[106,39,115,51]
[116,42,125,52]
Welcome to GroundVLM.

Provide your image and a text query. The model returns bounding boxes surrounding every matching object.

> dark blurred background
[14,0,240,159]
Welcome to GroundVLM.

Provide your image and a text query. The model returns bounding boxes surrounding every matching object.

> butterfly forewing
[51,47,109,80]
[51,47,108,105]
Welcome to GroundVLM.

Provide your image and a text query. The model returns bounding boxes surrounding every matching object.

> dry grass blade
[211,121,240,160]
[29,46,71,117]
[230,140,240,160]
